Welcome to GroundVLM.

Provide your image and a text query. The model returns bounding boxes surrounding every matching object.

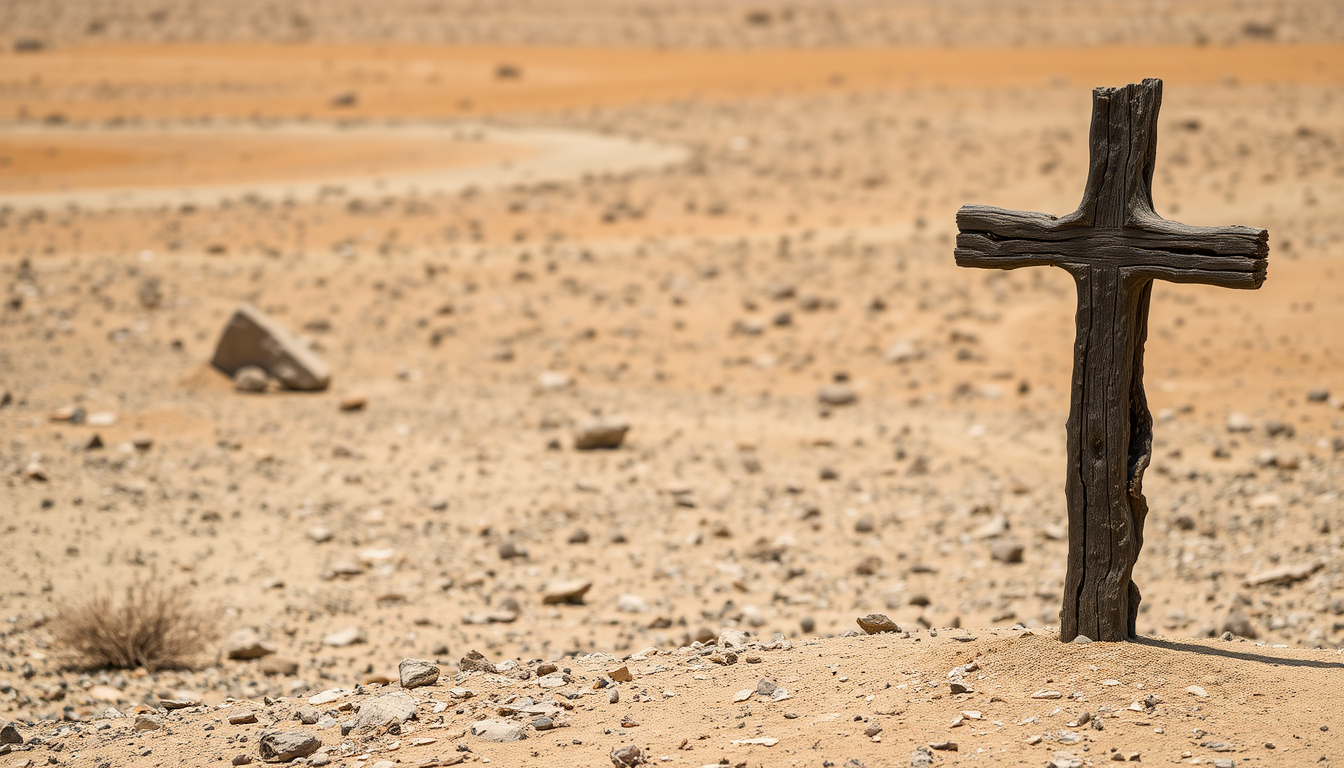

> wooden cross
[954,79,1269,641]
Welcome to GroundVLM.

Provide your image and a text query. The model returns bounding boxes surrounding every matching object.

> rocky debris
[1225,412,1253,432]
[856,613,900,634]
[211,302,331,391]
[399,658,440,689]
[257,731,321,763]
[910,746,934,768]
[354,692,417,733]
[609,744,646,766]
[226,627,277,660]
[1243,561,1323,586]
[228,711,259,725]
[234,365,271,393]
[339,393,367,411]
[573,417,630,450]
[1,721,23,744]
[542,579,592,604]
[459,650,498,674]
[471,719,527,742]
[134,715,161,731]
[608,665,633,683]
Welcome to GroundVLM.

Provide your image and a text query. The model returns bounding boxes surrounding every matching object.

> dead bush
[53,580,216,671]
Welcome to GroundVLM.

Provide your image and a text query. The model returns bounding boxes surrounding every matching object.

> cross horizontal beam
[955,205,1268,288]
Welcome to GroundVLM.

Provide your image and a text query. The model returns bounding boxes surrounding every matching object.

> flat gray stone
[211,303,330,391]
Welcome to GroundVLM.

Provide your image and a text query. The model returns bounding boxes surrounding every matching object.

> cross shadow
[1137,636,1344,670]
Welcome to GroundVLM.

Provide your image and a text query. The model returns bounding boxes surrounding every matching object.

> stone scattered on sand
[257,731,321,763]
[399,658,440,689]
[1,721,23,744]
[134,716,160,731]
[259,656,299,676]
[818,383,858,406]
[1225,412,1253,432]
[339,393,367,411]
[458,650,498,674]
[717,629,748,650]
[226,627,277,660]
[990,540,1025,563]
[471,719,527,742]
[609,744,645,767]
[212,302,331,391]
[1220,611,1258,639]
[322,627,366,647]
[354,692,417,733]
[608,665,634,682]
[856,613,900,634]
[1243,561,1323,587]
[573,417,630,450]
[541,579,592,604]
[228,712,259,725]
[234,365,270,393]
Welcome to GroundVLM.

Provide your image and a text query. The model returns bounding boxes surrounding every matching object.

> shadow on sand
[1138,636,1344,670]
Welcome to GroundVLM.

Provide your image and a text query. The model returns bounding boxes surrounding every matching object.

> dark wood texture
[953,79,1269,641]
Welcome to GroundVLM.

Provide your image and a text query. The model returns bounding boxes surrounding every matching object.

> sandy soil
[1,1,1342,766]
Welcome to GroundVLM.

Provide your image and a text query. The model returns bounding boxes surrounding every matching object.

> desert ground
[1,1,1342,766]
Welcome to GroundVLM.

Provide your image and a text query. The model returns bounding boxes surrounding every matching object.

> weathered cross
[954,79,1269,642]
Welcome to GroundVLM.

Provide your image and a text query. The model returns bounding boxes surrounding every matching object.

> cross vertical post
[954,79,1269,641]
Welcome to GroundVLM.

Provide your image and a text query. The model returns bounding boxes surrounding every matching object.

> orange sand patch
[2,43,1340,121]
[0,130,529,194]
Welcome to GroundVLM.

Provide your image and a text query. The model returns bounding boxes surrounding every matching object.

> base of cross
[954,79,1269,642]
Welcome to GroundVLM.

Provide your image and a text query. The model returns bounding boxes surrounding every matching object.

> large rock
[257,731,321,762]
[211,303,330,391]
[226,628,277,660]
[398,658,440,689]
[353,692,417,733]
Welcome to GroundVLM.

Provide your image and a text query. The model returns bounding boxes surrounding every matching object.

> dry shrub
[53,580,216,671]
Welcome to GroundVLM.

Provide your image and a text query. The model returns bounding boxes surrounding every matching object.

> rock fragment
[1243,561,1323,587]
[818,384,858,406]
[322,627,365,647]
[353,692,417,733]
[573,417,630,450]
[399,658,440,689]
[226,627,277,660]
[609,744,645,766]
[458,650,498,674]
[211,302,331,391]
[1,722,23,745]
[471,719,526,742]
[541,579,592,605]
[856,613,900,634]
[234,366,270,393]
[257,731,321,763]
